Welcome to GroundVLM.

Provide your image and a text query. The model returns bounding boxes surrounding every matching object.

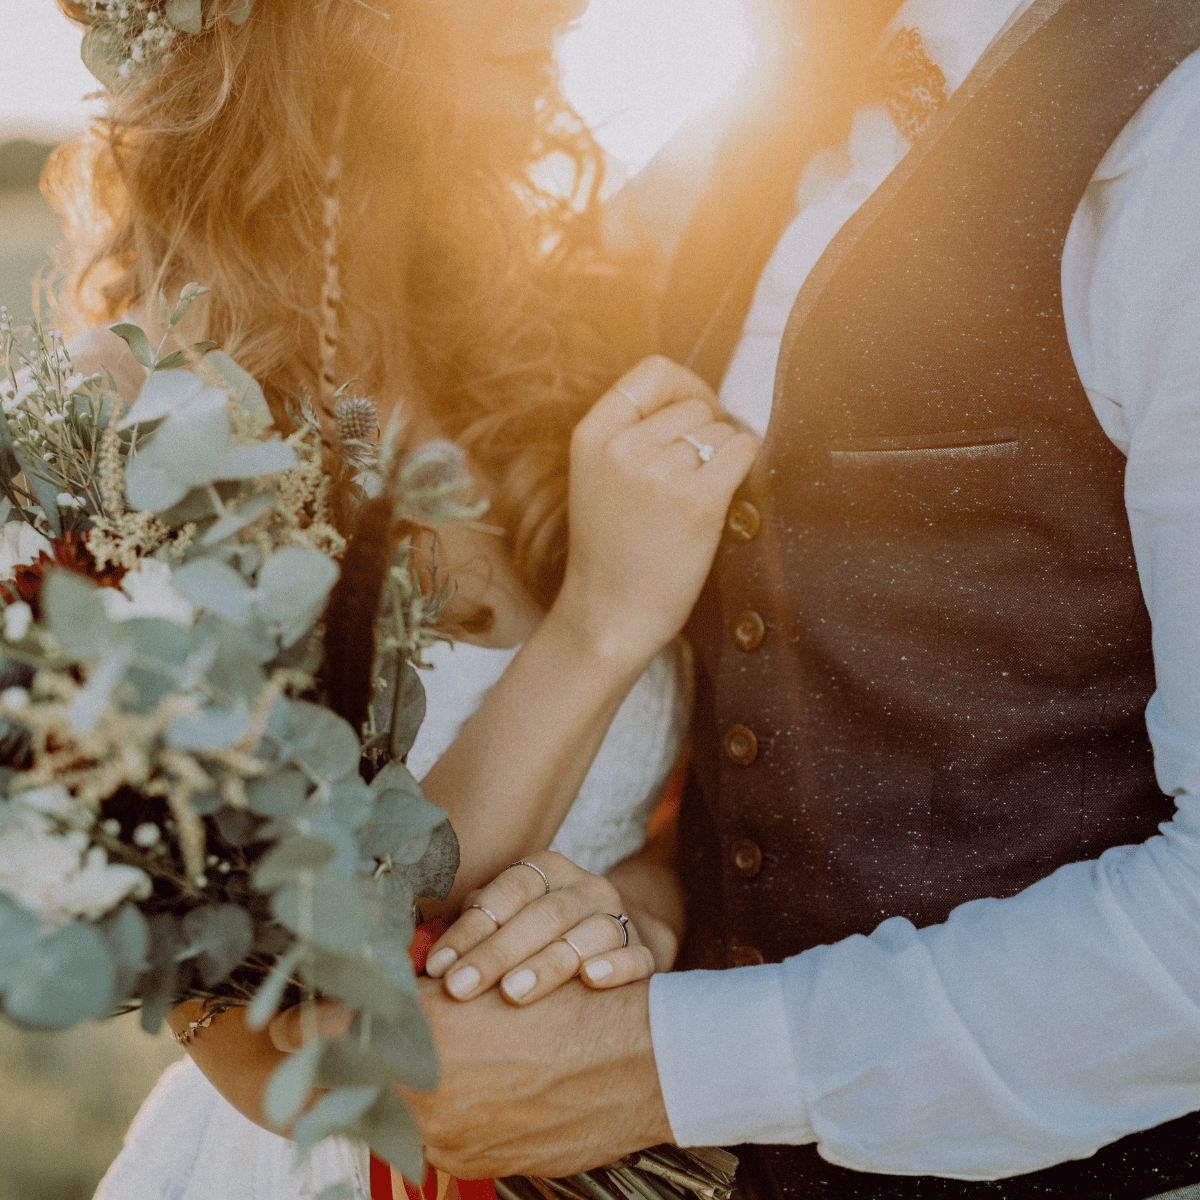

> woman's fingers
[580,944,657,990]
[425,853,587,980]
[497,913,649,1006]
[441,885,621,1000]
[576,356,717,447]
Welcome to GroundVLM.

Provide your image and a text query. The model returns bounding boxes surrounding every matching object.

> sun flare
[558,0,753,180]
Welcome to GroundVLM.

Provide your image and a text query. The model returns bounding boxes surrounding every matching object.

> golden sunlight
[559,0,753,179]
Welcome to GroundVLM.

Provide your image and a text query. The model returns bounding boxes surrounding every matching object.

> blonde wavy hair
[46,0,654,607]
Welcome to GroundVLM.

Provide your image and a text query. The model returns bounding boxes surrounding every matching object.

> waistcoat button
[726,500,762,541]
[725,724,759,766]
[732,609,766,652]
[731,838,762,878]
[732,945,765,967]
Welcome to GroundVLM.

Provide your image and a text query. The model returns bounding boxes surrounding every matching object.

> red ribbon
[370,920,497,1200]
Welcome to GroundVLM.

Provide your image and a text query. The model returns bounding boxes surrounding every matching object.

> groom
[410,1,1200,1195]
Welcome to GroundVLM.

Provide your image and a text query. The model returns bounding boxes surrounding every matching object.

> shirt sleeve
[649,48,1200,1180]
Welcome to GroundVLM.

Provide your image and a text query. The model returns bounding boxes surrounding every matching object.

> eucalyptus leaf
[109,323,156,371]
[68,641,134,735]
[118,368,225,430]
[199,489,277,547]
[0,893,41,991]
[292,1084,380,1155]
[321,778,375,833]
[315,1185,354,1200]
[137,913,183,1034]
[166,706,252,751]
[271,871,368,954]
[350,1088,425,1183]
[366,936,418,994]
[158,290,173,329]
[154,341,219,372]
[358,774,445,863]
[3,921,118,1029]
[398,818,459,903]
[245,769,310,819]
[317,1006,437,1091]
[390,662,426,761]
[263,1035,322,1129]
[245,938,305,1031]
[253,835,337,892]
[42,570,117,660]
[301,819,360,876]
[257,549,338,648]
[217,441,297,481]
[101,902,150,998]
[125,405,232,511]
[100,903,149,973]
[268,700,360,783]
[213,806,257,847]
[19,460,62,538]
[172,557,255,622]
[179,904,254,987]
[136,959,179,1035]
[344,998,438,1092]
[204,350,270,426]
[172,283,212,326]
[309,949,410,1021]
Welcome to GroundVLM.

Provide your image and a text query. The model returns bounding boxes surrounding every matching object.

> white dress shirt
[647,0,1200,1179]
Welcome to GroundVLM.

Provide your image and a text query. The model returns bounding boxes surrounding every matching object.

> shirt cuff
[648,965,815,1147]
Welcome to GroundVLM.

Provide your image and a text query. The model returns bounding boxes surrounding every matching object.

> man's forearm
[411,977,672,1179]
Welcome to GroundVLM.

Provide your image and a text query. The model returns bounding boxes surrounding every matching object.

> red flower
[0,532,126,619]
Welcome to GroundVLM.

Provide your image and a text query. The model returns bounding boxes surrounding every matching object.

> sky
[0,0,752,177]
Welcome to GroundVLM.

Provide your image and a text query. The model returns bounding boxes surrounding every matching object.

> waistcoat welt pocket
[830,426,1020,464]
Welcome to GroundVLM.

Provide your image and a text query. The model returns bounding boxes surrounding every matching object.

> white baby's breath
[0,803,151,930]
[99,559,195,626]
[0,523,51,579]
[3,602,31,641]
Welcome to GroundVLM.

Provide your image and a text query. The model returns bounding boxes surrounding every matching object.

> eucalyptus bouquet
[0,288,478,1187]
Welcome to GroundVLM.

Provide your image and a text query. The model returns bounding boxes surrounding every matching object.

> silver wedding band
[559,934,585,964]
[507,859,551,895]
[605,912,631,948]
[615,384,642,416]
[680,433,715,464]
[468,903,501,926]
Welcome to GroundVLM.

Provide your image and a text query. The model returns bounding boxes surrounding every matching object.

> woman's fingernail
[426,947,458,977]
[446,966,481,999]
[583,959,614,983]
[502,968,537,1001]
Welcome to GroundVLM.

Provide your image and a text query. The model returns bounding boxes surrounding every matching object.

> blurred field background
[0,1,754,1195]
[0,136,186,1200]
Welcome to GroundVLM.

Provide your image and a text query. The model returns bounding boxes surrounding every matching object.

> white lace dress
[93,638,692,1200]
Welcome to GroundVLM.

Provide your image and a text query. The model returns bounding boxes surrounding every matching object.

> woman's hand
[553,355,758,670]
[424,852,670,1006]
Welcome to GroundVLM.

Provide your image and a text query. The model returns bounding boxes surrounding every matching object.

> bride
[46,0,756,1195]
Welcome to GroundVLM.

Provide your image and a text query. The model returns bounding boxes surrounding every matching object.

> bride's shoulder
[67,324,147,405]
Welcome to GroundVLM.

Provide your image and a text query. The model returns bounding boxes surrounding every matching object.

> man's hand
[408,975,674,1179]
